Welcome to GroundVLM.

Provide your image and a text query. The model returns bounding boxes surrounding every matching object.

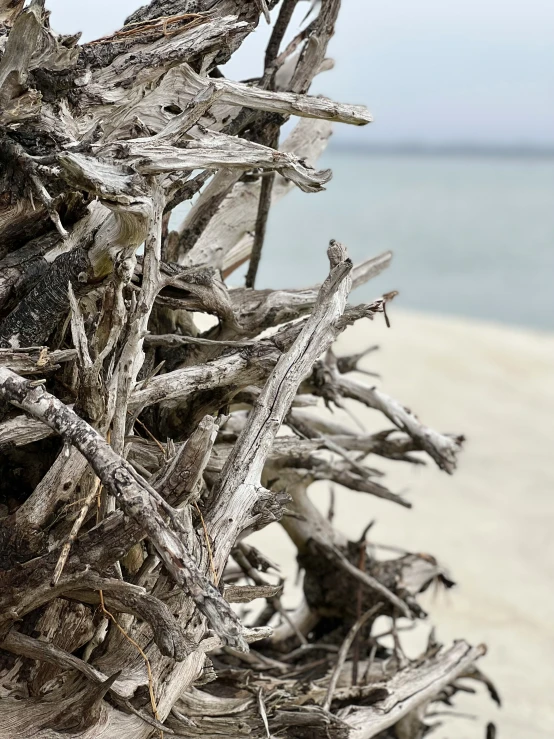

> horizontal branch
[0,348,76,374]
[144,334,255,349]
[0,412,57,447]
[130,347,269,410]
[96,126,332,193]
[156,63,372,127]
[1,630,133,699]
[229,251,392,335]
[224,583,283,603]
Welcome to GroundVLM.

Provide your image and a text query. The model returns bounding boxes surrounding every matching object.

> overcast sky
[46,0,554,146]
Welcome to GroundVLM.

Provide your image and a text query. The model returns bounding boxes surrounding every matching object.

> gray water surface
[235,151,554,331]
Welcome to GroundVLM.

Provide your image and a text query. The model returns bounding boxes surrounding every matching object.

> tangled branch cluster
[0,1,496,737]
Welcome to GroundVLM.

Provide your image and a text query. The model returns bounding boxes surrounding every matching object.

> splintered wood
[0,1,496,738]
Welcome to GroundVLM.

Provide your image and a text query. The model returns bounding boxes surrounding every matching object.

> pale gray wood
[0,2,491,736]
[341,642,487,738]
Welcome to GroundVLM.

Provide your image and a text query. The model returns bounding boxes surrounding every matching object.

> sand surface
[248,309,554,738]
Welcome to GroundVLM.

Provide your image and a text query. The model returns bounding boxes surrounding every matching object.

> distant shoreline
[328,141,554,159]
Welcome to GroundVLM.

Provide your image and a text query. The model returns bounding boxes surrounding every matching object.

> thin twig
[257,687,271,738]
[193,501,217,584]
[362,642,378,685]
[245,168,276,289]
[323,602,383,712]
[51,478,102,586]
[133,415,167,458]
[144,334,256,348]
[327,484,335,523]
[97,589,163,738]
[351,539,367,686]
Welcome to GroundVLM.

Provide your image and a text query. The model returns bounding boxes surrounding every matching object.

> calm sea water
[228,150,554,331]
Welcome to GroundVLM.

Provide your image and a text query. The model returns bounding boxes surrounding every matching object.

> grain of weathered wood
[0,1,492,736]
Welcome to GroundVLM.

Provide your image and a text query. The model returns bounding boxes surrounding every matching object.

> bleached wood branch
[96,126,332,193]
[154,62,372,126]
[341,641,487,738]
[224,583,283,603]
[0,347,76,374]
[102,61,370,142]
[0,412,53,447]
[334,374,464,473]
[152,414,218,506]
[206,240,353,573]
[81,10,251,106]
[129,347,267,410]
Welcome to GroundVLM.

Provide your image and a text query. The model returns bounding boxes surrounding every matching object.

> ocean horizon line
[327,140,554,159]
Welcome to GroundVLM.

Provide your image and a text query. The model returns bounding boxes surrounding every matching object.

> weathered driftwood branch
[0,1,493,737]
[333,374,464,473]
[206,240,353,572]
[341,641,488,738]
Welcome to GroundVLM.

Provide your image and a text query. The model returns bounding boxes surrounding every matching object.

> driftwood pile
[0,1,498,737]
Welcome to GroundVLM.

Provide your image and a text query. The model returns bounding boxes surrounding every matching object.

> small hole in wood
[164,104,182,115]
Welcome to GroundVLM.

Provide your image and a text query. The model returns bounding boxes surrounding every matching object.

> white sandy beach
[249,309,554,738]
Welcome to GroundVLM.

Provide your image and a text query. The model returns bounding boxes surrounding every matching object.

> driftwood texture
[0,1,497,737]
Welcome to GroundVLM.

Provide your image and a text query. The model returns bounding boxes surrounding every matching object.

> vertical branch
[246,0,302,288]
[100,183,161,528]
[244,170,276,288]
[109,185,162,454]
[265,0,301,73]
[291,0,342,93]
